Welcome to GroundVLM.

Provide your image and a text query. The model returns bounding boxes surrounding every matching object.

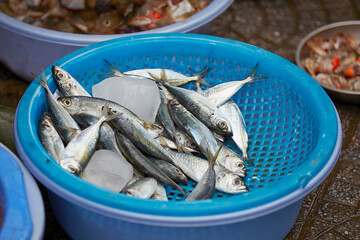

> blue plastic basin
[14,33,341,240]
[0,0,233,81]
[0,143,44,240]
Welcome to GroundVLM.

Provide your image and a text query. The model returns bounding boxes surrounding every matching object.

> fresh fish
[51,65,91,97]
[126,169,145,187]
[156,136,199,153]
[216,141,246,177]
[168,98,218,160]
[219,100,251,164]
[115,132,186,195]
[33,72,81,144]
[174,129,199,152]
[122,177,157,199]
[57,96,160,133]
[57,95,173,163]
[103,59,210,87]
[151,181,168,201]
[110,109,176,164]
[185,146,221,201]
[39,111,65,163]
[153,70,232,136]
[60,103,119,174]
[156,84,187,152]
[170,151,248,194]
[72,113,121,156]
[156,84,179,145]
[199,63,259,107]
[147,157,188,185]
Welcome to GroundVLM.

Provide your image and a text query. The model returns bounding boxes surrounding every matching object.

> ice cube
[92,76,160,122]
[82,149,133,192]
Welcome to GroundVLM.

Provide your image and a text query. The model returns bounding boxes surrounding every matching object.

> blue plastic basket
[14,33,341,240]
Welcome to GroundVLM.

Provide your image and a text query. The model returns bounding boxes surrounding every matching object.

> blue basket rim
[0,0,233,45]
[15,33,341,223]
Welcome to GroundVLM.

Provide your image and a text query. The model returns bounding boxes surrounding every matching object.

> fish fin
[103,59,124,77]
[32,71,51,93]
[142,121,163,131]
[58,126,81,139]
[102,102,122,122]
[211,145,223,166]
[147,71,161,81]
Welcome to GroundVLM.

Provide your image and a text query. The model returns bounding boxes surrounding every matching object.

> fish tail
[242,62,267,84]
[242,153,254,167]
[189,66,211,87]
[102,59,124,77]
[32,71,51,93]
[195,66,211,86]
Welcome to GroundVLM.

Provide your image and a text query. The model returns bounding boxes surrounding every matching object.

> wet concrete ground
[0,0,359,239]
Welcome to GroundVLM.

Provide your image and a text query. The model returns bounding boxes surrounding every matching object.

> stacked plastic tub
[0,0,234,81]
[14,33,341,240]
[0,143,44,240]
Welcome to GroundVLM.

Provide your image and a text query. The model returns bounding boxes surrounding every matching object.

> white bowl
[295,21,360,104]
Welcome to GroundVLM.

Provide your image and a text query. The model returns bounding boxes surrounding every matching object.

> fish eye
[57,72,64,79]
[218,121,227,129]
[124,191,132,196]
[190,142,197,148]
[237,163,244,168]
[68,165,77,174]
[111,109,118,114]
[62,98,72,106]
[233,178,242,186]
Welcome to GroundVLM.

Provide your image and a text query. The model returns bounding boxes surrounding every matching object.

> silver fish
[151,181,168,201]
[168,98,218,160]
[185,146,221,201]
[199,63,259,107]
[170,151,248,194]
[60,103,119,174]
[115,132,186,195]
[147,157,188,185]
[33,71,81,143]
[219,100,250,164]
[156,136,199,153]
[39,111,65,163]
[156,84,182,151]
[57,96,162,134]
[156,72,232,136]
[51,65,91,97]
[126,169,145,187]
[72,113,121,156]
[216,141,246,177]
[122,177,157,199]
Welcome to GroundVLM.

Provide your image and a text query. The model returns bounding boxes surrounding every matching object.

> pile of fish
[37,60,260,201]
[0,0,211,34]
[304,32,360,91]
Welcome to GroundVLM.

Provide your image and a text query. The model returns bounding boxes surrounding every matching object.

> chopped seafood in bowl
[0,0,212,34]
